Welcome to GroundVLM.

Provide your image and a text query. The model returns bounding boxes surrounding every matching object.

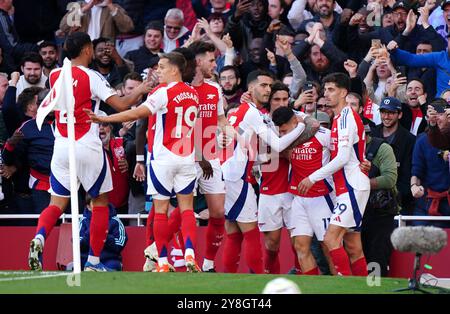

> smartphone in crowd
[303,81,314,92]
[371,39,381,49]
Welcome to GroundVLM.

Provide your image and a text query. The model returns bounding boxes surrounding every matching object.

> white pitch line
[0,273,68,282]
[0,271,61,276]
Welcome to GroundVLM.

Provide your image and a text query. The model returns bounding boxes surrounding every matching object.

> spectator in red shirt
[98,111,129,215]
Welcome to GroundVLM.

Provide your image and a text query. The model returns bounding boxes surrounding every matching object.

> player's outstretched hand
[218,126,235,148]
[298,177,314,195]
[198,159,213,180]
[240,91,252,104]
[83,108,104,123]
[133,163,146,182]
[139,81,157,95]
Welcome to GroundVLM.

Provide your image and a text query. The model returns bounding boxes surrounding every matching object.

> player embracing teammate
[298,73,370,276]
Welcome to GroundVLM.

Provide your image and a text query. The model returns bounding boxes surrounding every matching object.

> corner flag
[36,58,82,275]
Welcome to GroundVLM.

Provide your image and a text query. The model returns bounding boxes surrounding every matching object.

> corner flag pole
[37,58,81,274]
[64,60,81,275]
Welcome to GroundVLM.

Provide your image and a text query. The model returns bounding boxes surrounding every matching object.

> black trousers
[361,212,396,277]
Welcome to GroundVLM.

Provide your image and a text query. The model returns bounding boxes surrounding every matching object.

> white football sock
[202,258,214,271]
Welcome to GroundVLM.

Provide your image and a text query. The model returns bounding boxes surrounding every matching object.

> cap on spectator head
[380,97,402,111]
[392,1,409,12]
[441,0,450,10]
[315,111,330,125]
[430,98,449,113]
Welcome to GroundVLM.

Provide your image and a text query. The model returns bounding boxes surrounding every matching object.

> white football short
[224,179,257,223]
[290,194,335,241]
[330,189,369,231]
[195,159,226,194]
[147,159,196,200]
[258,193,294,232]
[50,140,113,198]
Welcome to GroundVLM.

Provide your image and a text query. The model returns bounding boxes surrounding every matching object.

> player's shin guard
[243,228,264,274]
[181,210,197,254]
[223,232,243,273]
[351,256,368,276]
[205,217,225,261]
[89,206,109,257]
[145,205,155,247]
[167,207,181,242]
[35,205,62,244]
[154,213,169,262]
[264,249,280,274]
[329,246,352,276]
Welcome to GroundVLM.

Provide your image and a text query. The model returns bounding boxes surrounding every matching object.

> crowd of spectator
[0,0,449,273]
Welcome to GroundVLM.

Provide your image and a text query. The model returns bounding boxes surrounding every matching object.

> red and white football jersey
[258,107,288,195]
[219,102,262,182]
[289,127,333,197]
[329,106,369,195]
[142,81,199,163]
[193,80,225,160]
[260,156,289,195]
[146,84,167,154]
[50,66,116,146]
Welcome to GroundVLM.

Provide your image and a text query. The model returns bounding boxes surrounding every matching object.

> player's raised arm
[248,108,305,152]
[84,105,152,124]
[286,114,320,150]
[105,80,155,112]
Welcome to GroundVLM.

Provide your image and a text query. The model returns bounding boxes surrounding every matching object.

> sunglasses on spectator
[166,25,181,31]
[316,104,331,109]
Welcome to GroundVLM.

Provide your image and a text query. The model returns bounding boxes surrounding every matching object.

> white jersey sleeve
[337,107,357,148]
[217,87,225,116]
[244,107,305,152]
[316,127,331,148]
[293,110,307,119]
[88,70,117,102]
[142,87,168,114]
[308,112,354,184]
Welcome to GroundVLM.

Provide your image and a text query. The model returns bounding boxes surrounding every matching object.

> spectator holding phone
[293,81,320,114]
[427,92,450,151]
[410,98,450,227]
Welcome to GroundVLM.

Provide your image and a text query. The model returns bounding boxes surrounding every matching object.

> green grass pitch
[0,271,419,294]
